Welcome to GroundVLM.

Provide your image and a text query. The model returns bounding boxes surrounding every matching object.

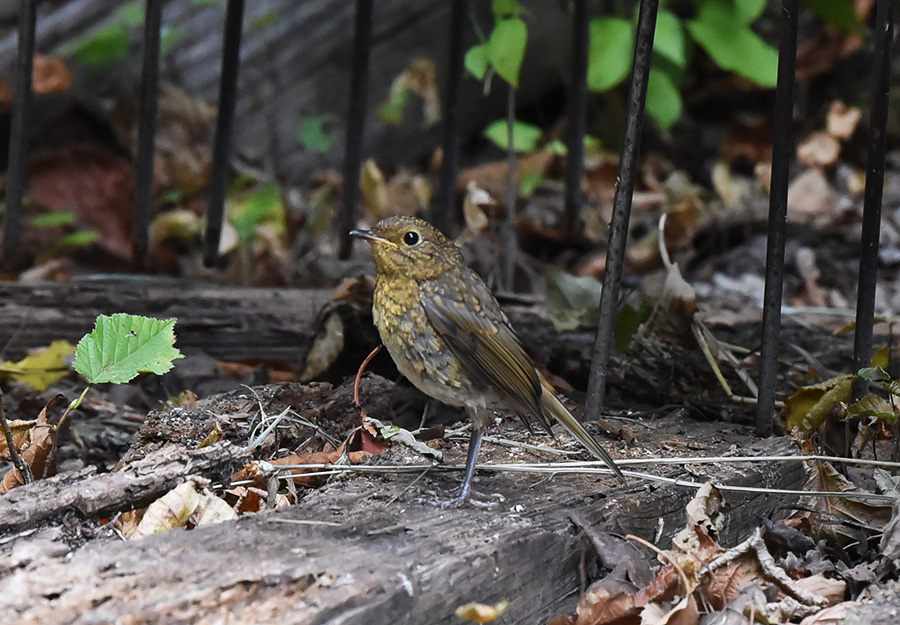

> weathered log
[0,429,806,625]
[0,441,249,534]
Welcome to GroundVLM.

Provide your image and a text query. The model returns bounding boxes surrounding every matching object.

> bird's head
[351,216,463,281]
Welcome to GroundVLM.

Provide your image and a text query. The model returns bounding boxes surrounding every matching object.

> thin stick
[0,386,31,483]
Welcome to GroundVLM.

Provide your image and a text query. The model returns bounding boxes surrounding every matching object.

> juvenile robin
[351,216,625,506]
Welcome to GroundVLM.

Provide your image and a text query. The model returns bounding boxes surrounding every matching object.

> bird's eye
[403,231,420,246]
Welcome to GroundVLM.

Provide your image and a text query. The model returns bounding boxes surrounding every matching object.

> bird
[351,215,625,506]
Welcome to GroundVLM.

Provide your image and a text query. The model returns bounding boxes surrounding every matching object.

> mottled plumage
[351,216,625,506]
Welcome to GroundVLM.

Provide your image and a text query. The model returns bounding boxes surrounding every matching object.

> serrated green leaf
[298,114,337,152]
[687,0,777,87]
[784,374,854,434]
[587,17,634,92]
[74,314,183,384]
[488,18,528,88]
[483,119,543,153]
[646,68,682,130]
[465,43,490,81]
[30,211,76,228]
[654,10,687,68]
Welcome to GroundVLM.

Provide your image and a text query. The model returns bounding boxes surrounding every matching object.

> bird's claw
[413,485,505,508]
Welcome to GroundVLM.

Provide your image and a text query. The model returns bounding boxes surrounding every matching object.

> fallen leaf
[787,169,837,227]
[129,481,201,538]
[545,269,603,331]
[700,554,763,611]
[638,593,698,625]
[0,396,59,493]
[797,132,841,168]
[0,340,75,391]
[575,583,639,625]
[455,599,510,623]
[783,375,854,434]
[825,101,861,140]
[797,600,860,625]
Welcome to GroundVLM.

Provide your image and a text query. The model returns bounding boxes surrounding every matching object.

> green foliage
[545,270,604,332]
[646,68,682,130]
[74,314,183,384]
[30,211,76,228]
[803,0,861,33]
[687,0,777,87]
[228,181,286,247]
[298,115,337,152]
[653,10,687,69]
[488,18,528,88]
[464,44,490,81]
[483,119,543,152]
[56,231,99,250]
[63,0,183,70]
[587,17,634,92]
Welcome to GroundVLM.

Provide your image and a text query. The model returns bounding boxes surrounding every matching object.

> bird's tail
[539,382,626,483]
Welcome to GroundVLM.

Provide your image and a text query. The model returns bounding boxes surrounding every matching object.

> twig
[354,345,382,422]
[0,385,32,483]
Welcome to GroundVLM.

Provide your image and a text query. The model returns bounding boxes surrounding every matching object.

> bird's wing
[421,272,549,430]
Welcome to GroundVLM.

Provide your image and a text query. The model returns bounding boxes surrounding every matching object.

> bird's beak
[350,229,393,246]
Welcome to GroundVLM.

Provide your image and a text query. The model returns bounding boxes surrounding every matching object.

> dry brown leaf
[826,101,861,140]
[360,159,390,220]
[797,132,841,168]
[700,554,764,611]
[114,509,146,539]
[797,601,861,625]
[787,168,837,227]
[576,583,639,625]
[790,575,846,606]
[130,481,201,538]
[0,419,37,461]
[455,600,509,623]
[0,396,59,493]
[33,54,74,95]
[638,593,699,625]
[232,444,372,490]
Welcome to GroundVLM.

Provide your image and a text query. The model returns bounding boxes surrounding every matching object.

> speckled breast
[373,277,482,408]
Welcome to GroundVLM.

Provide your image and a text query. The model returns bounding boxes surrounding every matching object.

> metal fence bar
[338,0,374,258]
[852,0,894,388]
[435,0,468,234]
[584,0,658,421]
[755,0,799,437]
[132,0,163,266]
[3,0,37,264]
[563,0,589,237]
[203,0,245,266]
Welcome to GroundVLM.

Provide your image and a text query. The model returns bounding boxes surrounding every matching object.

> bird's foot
[413,484,505,508]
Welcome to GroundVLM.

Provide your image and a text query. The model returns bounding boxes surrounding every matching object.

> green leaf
[65,24,131,69]
[377,85,410,125]
[465,43,490,81]
[57,231,99,249]
[654,10,686,69]
[783,374,854,434]
[483,119,543,152]
[30,211,76,228]
[115,2,145,28]
[488,18,528,88]
[733,0,766,23]
[160,26,182,56]
[74,314,183,384]
[646,68,682,130]
[613,297,655,352]
[492,0,521,20]
[518,171,543,197]
[687,0,777,87]
[846,394,897,423]
[545,270,604,332]
[229,183,285,246]
[804,0,861,33]
[251,12,280,30]
[298,114,336,152]
[587,17,634,92]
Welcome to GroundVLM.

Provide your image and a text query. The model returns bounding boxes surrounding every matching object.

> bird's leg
[414,424,504,508]
[418,399,435,430]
